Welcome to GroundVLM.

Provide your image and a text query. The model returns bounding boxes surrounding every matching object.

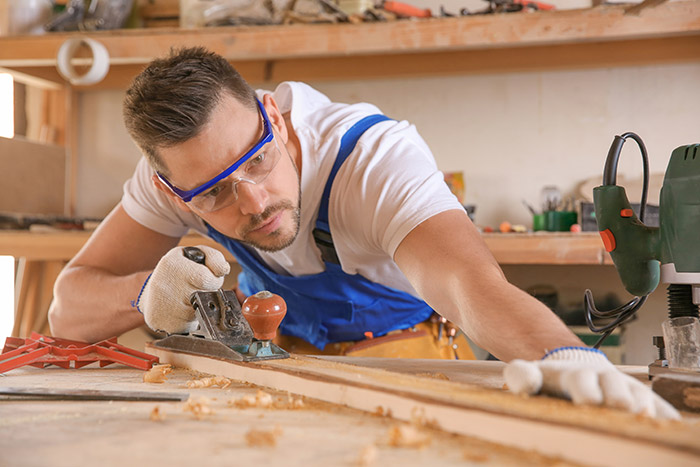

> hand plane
[153,247,289,362]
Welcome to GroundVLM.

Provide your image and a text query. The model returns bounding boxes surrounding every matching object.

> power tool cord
[584,132,650,349]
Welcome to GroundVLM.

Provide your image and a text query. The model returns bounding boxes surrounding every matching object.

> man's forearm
[48,265,150,342]
[451,278,584,362]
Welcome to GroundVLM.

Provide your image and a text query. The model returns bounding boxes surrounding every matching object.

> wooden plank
[65,87,78,215]
[149,346,700,466]
[0,2,698,67]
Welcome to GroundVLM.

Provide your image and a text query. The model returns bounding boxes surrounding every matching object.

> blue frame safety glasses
[156,98,282,212]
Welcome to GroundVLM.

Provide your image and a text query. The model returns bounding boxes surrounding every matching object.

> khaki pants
[274,321,475,360]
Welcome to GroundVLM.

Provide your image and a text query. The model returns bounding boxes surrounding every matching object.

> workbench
[0,359,559,467]
[2,353,698,467]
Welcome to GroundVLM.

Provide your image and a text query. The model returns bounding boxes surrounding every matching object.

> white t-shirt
[122,82,463,298]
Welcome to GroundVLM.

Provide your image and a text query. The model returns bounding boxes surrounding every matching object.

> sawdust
[356,444,378,466]
[410,406,440,430]
[183,397,214,419]
[462,450,490,463]
[244,425,283,447]
[143,364,172,384]
[227,390,306,410]
[228,390,273,408]
[384,424,432,449]
[185,376,231,389]
[372,406,392,417]
[149,406,165,421]
[414,372,450,380]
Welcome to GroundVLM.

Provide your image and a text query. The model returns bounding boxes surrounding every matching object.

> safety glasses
[156,97,277,211]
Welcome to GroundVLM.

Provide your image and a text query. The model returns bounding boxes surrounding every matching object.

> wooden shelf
[482,232,613,265]
[0,230,612,265]
[1,2,699,87]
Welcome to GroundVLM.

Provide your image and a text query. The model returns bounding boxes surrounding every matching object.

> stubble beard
[241,196,301,253]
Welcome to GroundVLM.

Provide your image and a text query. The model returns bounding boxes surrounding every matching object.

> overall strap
[313,114,392,264]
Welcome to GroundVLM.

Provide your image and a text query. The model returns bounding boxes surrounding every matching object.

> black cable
[583,132,651,348]
[619,132,650,223]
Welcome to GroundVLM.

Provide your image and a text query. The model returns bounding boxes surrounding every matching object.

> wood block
[0,137,65,215]
[653,373,700,413]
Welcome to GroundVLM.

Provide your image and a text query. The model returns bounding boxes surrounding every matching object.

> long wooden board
[148,345,700,466]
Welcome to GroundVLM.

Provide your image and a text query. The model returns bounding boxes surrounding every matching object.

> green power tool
[584,132,700,374]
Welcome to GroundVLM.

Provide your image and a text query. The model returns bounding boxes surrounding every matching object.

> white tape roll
[56,38,110,86]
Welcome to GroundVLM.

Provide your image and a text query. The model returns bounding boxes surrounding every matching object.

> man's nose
[236,180,268,216]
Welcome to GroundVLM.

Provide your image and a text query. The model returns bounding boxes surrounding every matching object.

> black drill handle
[183,246,206,265]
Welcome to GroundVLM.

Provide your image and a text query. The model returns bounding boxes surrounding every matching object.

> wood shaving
[186,376,231,389]
[244,425,283,447]
[284,393,305,409]
[385,424,432,449]
[373,406,392,417]
[462,450,490,463]
[228,389,273,408]
[410,407,440,430]
[415,372,449,380]
[227,390,306,409]
[356,444,378,466]
[183,397,214,419]
[143,364,172,384]
[149,406,165,421]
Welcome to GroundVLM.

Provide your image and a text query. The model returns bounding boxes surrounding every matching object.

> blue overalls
[206,115,434,350]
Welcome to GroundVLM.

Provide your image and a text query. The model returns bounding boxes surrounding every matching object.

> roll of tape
[56,38,110,86]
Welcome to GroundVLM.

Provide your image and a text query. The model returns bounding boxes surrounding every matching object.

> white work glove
[135,245,230,334]
[504,346,680,420]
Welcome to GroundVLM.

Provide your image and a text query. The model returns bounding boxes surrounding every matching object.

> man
[49,47,678,419]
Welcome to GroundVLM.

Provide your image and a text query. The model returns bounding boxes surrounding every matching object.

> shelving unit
[0,2,698,88]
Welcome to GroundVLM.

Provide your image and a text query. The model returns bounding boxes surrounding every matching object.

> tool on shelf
[583,133,700,387]
[0,332,159,373]
[152,247,289,362]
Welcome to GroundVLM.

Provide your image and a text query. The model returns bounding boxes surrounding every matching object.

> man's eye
[204,185,223,198]
[248,152,265,166]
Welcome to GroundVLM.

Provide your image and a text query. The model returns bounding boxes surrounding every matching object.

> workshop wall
[75,60,700,365]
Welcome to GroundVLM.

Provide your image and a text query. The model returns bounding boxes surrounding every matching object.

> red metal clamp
[0,332,159,373]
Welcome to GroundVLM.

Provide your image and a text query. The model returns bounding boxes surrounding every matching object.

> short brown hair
[123,46,257,175]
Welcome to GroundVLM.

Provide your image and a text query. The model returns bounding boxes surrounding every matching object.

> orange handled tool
[382,1,431,18]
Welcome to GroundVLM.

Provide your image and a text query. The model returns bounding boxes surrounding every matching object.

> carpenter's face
[155,93,301,252]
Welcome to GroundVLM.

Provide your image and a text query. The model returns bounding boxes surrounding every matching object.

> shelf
[482,232,612,265]
[1,2,699,87]
[0,230,612,265]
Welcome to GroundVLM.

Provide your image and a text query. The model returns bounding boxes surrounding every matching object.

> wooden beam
[269,35,700,83]
[0,66,63,90]
[149,347,700,466]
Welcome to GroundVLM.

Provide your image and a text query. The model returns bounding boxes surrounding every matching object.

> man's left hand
[503,346,680,420]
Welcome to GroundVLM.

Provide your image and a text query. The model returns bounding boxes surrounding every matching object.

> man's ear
[262,94,288,144]
[152,174,192,213]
